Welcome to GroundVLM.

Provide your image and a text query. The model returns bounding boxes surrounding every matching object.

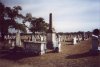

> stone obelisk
[46,13,53,49]
[46,13,61,52]
[49,13,52,32]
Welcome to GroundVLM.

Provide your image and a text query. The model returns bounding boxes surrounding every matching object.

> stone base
[53,47,61,53]
[46,42,53,49]
[40,51,45,55]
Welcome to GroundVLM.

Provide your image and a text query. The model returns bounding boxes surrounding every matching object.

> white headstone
[12,41,15,47]
[16,31,21,46]
[32,35,36,42]
[58,35,61,52]
[40,35,43,42]
[73,36,77,45]
[40,43,46,55]
[8,40,11,44]
[98,47,100,50]
[53,35,61,52]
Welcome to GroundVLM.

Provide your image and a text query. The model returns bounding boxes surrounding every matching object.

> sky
[1,0,100,32]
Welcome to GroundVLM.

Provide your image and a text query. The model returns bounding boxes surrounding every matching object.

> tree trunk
[1,32,5,41]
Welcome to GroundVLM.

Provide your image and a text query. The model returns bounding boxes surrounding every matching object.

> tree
[23,13,49,34]
[5,5,26,32]
[30,17,49,33]
[0,3,6,41]
[0,3,26,41]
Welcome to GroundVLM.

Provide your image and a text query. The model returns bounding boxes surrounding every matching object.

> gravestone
[23,41,46,55]
[91,29,99,52]
[46,13,61,52]
[82,32,85,41]
[32,35,36,42]
[54,35,61,52]
[8,39,11,44]
[16,31,21,47]
[46,13,54,49]
[98,35,100,50]
[98,47,100,50]
[73,36,77,45]
[92,34,99,51]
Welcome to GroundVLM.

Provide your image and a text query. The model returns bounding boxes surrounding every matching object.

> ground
[0,39,100,67]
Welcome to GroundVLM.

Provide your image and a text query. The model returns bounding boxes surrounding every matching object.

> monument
[46,13,56,49]
[46,13,61,52]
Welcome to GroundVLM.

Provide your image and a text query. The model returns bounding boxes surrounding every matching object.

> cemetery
[0,13,62,55]
[0,13,99,55]
[0,13,100,67]
[0,0,100,66]
[0,13,93,56]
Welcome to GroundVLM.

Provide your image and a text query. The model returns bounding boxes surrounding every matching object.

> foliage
[0,2,26,41]
[0,2,49,41]
[23,13,49,33]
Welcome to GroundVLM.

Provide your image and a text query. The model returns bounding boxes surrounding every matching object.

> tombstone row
[59,32,91,45]
[4,34,46,42]
[1,33,61,55]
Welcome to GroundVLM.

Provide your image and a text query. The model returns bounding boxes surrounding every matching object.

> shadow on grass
[66,50,100,59]
[0,51,40,61]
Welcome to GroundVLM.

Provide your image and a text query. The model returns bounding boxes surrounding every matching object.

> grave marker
[47,13,54,49]
[16,31,21,47]
[91,29,99,52]
[73,36,77,45]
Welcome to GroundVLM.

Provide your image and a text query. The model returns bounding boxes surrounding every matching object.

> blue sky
[1,0,100,32]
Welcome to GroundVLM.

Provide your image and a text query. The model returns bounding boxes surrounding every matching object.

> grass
[0,39,100,67]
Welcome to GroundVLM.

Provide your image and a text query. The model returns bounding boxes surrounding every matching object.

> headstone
[32,35,36,42]
[91,29,99,52]
[8,39,11,44]
[92,34,99,51]
[82,32,85,41]
[73,36,77,45]
[46,13,54,49]
[23,42,46,55]
[40,35,43,42]
[98,35,100,50]
[16,31,21,47]
[40,43,46,55]
[46,13,61,52]
[57,35,61,52]
[12,41,15,47]
[98,47,100,50]
[53,34,58,51]
[43,35,46,42]
[78,35,82,42]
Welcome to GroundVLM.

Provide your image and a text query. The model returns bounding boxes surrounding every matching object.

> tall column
[49,13,52,31]
[46,13,61,52]
[46,13,53,49]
